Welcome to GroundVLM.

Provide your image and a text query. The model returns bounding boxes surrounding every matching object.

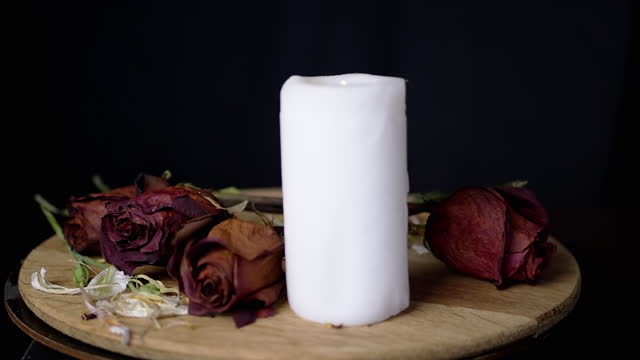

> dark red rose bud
[63,186,136,255]
[168,217,284,316]
[424,187,556,288]
[101,186,229,274]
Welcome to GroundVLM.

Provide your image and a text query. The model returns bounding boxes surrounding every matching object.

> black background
[5,1,639,358]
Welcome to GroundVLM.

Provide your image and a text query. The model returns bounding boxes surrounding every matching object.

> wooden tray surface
[17,233,580,360]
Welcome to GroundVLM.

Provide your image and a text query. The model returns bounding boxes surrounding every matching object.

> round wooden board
[18,234,580,360]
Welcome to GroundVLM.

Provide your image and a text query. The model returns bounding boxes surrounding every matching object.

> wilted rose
[168,216,284,322]
[101,182,229,274]
[424,186,556,288]
[63,186,136,255]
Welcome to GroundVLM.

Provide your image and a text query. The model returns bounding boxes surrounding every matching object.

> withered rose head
[168,217,285,316]
[101,185,228,274]
[63,185,136,255]
[424,186,556,288]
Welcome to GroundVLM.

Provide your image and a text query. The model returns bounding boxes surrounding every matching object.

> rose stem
[34,194,109,270]
[91,174,111,193]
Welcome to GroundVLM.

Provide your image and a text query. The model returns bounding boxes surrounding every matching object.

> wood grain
[18,234,580,360]
[18,186,580,359]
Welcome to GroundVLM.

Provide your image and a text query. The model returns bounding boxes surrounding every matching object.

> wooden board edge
[5,297,122,360]
[17,245,171,360]
[534,250,582,336]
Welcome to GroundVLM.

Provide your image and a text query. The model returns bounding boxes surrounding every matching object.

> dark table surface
[4,207,637,359]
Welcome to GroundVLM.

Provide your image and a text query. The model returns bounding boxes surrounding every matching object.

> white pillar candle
[280,74,409,326]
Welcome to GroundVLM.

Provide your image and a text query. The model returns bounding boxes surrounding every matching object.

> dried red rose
[101,183,229,274]
[168,216,284,320]
[424,186,556,288]
[63,186,136,255]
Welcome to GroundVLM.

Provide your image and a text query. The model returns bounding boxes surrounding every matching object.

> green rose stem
[72,262,90,287]
[33,193,69,216]
[251,202,275,227]
[34,194,109,286]
[91,174,112,193]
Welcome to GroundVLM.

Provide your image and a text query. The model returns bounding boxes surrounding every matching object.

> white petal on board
[30,268,81,295]
[85,266,130,300]
[31,266,130,299]
[109,324,131,345]
[411,242,430,255]
[101,292,188,318]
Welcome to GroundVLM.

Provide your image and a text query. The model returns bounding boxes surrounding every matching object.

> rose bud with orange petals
[168,216,285,325]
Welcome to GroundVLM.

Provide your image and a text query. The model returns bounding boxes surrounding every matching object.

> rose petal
[425,188,508,284]
[511,242,556,281]
[503,249,531,279]
[505,206,544,253]
[196,250,235,309]
[167,214,221,282]
[234,250,284,300]
[135,173,169,194]
[207,218,284,261]
[85,266,130,300]
[232,304,277,328]
[494,186,550,230]
[233,310,257,328]
[256,306,275,318]
[171,196,211,218]
[187,298,216,316]
[31,268,81,295]
[243,280,285,308]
